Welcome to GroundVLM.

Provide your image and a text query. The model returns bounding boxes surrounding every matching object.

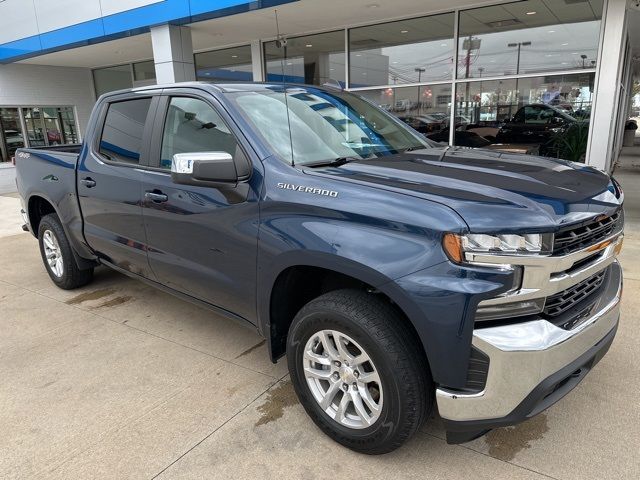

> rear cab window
[98,98,152,164]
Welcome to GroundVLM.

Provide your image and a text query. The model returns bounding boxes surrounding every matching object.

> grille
[543,270,606,318]
[553,211,621,256]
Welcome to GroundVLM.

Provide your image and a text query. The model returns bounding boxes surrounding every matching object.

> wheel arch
[26,193,97,270]
[261,254,431,377]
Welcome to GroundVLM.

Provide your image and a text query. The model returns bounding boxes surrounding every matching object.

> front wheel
[287,289,432,454]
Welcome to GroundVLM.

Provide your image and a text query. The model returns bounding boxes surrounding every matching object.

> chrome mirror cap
[171,152,234,174]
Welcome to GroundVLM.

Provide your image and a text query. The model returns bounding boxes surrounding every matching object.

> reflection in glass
[22,107,79,148]
[133,61,157,82]
[458,0,603,78]
[93,64,133,97]
[195,45,253,82]
[264,31,345,86]
[0,108,25,161]
[454,73,595,161]
[357,85,452,138]
[349,13,455,87]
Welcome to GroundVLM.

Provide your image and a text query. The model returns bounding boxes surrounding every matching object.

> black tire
[38,213,94,290]
[287,289,432,454]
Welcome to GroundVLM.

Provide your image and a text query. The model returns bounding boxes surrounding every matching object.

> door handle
[80,177,96,188]
[145,190,168,203]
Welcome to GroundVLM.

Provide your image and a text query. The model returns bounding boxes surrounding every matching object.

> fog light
[475,298,545,322]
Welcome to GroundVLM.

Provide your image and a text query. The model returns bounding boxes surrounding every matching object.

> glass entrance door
[23,108,47,147]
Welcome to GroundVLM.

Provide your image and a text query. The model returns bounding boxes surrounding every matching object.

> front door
[140,93,260,321]
[78,95,156,277]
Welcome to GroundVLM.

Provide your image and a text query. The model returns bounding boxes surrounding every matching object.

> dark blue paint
[15,82,623,390]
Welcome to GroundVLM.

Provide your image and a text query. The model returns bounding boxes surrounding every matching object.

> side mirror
[171,152,238,188]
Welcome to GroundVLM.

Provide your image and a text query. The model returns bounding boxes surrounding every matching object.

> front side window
[98,98,152,164]
[229,87,430,166]
[160,97,238,169]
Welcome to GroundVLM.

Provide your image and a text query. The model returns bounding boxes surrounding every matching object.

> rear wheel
[287,289,432,454]
[38,213,93,290]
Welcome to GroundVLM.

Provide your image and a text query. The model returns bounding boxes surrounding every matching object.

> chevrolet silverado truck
[15,83,624,454]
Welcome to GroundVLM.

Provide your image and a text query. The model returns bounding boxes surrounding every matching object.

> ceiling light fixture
[400,30,409,34]
[305,44,313,47]
[526,11,536,15]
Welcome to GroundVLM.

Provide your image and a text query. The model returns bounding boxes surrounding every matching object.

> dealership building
[0,0,637,171]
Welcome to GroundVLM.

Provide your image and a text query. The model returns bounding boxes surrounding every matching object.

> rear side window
[98,98,152,164]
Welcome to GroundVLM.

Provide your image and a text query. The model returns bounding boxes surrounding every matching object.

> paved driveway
[1,171,639,479]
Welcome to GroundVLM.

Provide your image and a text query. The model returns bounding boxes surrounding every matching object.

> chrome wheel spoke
[304,349,331,366]
[356,370,379,385]
[304,366,332,381]
[335,392,350,423]
[358,385,381,414]
[319,380,342,410]
[332,330,354,362]
[318,331,340,360]
[350,390,373,426]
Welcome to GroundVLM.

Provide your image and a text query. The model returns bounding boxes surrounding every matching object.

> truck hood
[304,147,622,232]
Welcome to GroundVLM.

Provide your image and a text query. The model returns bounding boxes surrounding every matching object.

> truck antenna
[274,9,295,167]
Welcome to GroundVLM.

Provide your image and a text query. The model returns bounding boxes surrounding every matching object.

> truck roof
[101,81,339,99]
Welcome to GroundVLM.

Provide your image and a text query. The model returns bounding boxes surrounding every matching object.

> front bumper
[437,259,622,444]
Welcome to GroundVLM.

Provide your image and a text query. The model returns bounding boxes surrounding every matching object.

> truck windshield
[227,87,430,166]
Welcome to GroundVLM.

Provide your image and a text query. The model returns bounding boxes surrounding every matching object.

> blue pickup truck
[15,82,624,454]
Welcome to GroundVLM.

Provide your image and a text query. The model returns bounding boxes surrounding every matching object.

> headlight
[443,232,552,263]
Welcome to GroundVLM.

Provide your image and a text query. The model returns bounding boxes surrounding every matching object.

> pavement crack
[149,379,279,480]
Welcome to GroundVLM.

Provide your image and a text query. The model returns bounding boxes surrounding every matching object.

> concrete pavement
[0,163,16,195]
[1,171,639,479]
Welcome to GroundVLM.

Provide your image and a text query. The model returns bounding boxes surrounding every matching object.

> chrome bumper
[436,259,622,423]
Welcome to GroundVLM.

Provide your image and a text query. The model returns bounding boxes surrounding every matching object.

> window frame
[92,93,159,169]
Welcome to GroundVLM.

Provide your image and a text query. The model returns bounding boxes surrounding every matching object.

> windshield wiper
[402,146,427,152]
[304,156,361,168]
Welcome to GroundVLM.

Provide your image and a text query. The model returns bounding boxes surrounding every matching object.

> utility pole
[508,41,531,75]
[462,36,481,118]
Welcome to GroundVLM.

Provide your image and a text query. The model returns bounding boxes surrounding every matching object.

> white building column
[150,24,196,84]
[250,39,264,81]
[586,0,628,171]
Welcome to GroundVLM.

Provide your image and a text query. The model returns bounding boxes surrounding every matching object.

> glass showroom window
[264,31,345,86]
[458,0,603,79]
[358,85,453,140]
[349,13,455,88]
[93,64,133,97]
[0,108,25,162]
[22,107,79,147]
[133,60,157,84]
[195,45,253,82]
[454,73,595,160]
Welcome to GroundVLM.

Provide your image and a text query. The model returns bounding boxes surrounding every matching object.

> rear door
[78,93,157,277]
[140,89,261,321]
